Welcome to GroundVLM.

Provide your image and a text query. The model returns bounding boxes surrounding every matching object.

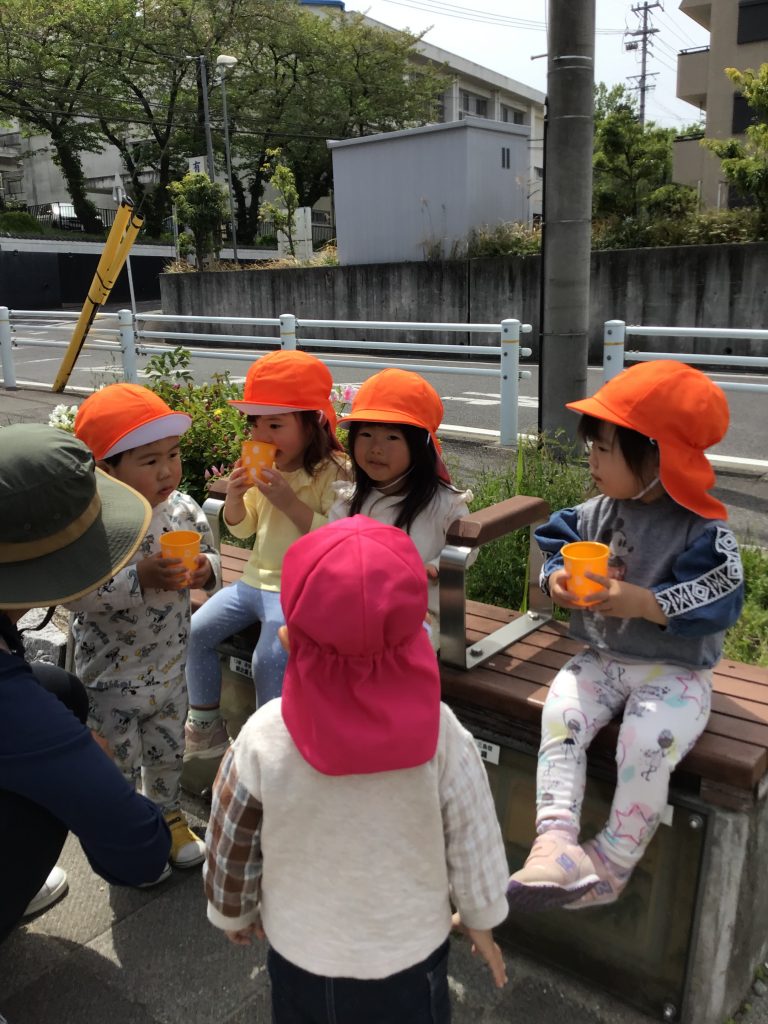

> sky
[344,0,711,128]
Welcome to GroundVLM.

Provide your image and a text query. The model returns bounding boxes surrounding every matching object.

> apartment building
[675,0,768,208]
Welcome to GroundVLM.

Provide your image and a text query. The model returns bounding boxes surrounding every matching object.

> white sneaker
[23,866,68,917]
[137,863,173,888]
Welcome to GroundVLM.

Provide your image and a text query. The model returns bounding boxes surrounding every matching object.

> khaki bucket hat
[0,423,152,610]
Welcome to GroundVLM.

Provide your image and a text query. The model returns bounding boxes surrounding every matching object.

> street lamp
[190,55,216,182]
[216,54,239,261]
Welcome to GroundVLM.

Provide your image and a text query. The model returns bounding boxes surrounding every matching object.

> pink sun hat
[279,515,441,776]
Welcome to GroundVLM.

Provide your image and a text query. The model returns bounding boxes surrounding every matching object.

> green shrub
[142,347,248,504]
[464,436,592,611]
[0,210,44,235]
[467,221,542,258]
[723,546,768,666]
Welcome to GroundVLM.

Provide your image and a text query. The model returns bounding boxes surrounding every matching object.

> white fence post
[118,308,139,382]
[499,318,520,446]
[0,306,17,390]
[279,313,297,350]
[603,320,626,382]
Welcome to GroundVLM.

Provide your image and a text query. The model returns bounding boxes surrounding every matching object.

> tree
[0,0,113,231]
[259,148,300,256]
[592,83,676,221]
[168,171,228,268]
[703,64,768,236]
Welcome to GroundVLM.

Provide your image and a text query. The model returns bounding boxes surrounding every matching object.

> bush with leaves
[168,172,229,270]
[142,347,248,504]
[0,210,44,235]
[467,221,541,259]
[464,436,592,611]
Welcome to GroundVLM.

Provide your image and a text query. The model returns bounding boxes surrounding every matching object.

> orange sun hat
[337,368,450,480]
[567,360,730,520]
[229,350,337,433]
[74,383,191,461]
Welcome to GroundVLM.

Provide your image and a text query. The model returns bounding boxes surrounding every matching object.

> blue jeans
[186,580,288,710]
[267,940,451,1024]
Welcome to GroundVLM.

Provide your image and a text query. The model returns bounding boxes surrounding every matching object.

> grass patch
[723,546,768,666]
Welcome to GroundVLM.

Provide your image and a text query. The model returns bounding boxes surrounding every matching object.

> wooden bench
[191,487,768,1024]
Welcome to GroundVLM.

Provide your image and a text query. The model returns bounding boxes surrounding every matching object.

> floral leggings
[536,648,712,870]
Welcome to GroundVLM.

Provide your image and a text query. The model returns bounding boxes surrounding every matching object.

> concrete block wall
[160,242,768,363]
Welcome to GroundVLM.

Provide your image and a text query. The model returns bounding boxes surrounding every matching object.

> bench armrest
[445,496,551,548]
[439,495,552,671]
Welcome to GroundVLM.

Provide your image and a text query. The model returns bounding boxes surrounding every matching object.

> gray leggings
[185,580,288,710]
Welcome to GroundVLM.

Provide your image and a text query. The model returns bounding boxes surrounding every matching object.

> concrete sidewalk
[2,384,768,1024]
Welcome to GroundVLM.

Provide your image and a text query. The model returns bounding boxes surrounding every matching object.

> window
[501,105,526,125]
[732,93,758,133]
[461,89,490,117]
[737,0,768,44]
[501,147,511,169]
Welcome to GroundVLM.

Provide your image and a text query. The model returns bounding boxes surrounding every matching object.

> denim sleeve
[534,508,582,593]
[653,524,744,636]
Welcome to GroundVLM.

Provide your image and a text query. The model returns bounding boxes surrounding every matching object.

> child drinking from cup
[507,361,744,911]
[329,368,471,649]
[71,383,221,870]
[184,350,348,763]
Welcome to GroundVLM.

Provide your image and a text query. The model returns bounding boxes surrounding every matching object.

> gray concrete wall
[160,242,768,361]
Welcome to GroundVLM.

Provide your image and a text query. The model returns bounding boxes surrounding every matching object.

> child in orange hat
[184,350,348,763]
[72,383,221,872]
[329,368,471,649]
[507,361,744,912]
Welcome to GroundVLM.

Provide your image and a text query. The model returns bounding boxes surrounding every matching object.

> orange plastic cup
[561,541,610,605]
[159,530,201,586]
[242,440,277,484]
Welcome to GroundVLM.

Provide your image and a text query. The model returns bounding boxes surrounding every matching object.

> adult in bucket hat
[204,517,510,1022]
[0,424,171,943]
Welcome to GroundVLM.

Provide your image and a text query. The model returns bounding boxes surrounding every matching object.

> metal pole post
[118,308,139,382]
[115,184,137,317]
[538,0,595,441]
[220,73,238,261]
[279,313,297,350]
[499,318,520,446]
[0,306,17,390]
[199,57,216,182]
[603,320,626,382]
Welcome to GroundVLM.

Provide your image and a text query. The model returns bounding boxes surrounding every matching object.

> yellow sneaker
[164,811,205,868]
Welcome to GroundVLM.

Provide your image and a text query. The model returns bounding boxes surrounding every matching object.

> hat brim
[229,401,320,416]
[567,394,726,520]
[102,413,191,459]
[0,470,152,610]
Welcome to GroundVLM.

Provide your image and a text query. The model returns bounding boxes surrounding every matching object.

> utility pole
[538,0,595,441]
[626,1,661,126]
[197,56,216,181]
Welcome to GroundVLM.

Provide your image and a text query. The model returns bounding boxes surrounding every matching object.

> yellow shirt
[226,456,348,591]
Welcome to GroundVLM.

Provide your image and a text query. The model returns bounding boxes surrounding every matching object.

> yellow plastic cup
[159,530,201,586]
[242,440,277,484]
[561,541,610,605]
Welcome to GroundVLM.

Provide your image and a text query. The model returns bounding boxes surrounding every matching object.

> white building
[329,118,532,264]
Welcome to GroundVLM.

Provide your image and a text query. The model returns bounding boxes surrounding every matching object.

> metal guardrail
[0,306,533,445]
[603,320,768,395]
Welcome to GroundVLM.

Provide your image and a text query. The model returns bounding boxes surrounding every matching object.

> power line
[362,0,622,34]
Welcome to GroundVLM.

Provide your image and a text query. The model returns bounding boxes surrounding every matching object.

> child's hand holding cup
[242,440,277,485]
[159,530,201,589]
[560,541,610,606]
